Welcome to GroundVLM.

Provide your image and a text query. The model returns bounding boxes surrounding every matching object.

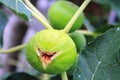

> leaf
[6,72,39,80]
[93,0,120,18]
[0,0,32,20]
[94,24,120,33]
[73,27,120,80]
[0,9,8,47]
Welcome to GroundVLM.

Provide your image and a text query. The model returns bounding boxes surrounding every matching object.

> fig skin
[69,31,86,53]
[48,1,84,32]
[26,29,77,74]
[67,57,78,75]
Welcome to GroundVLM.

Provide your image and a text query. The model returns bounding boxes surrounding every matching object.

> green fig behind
[48,1,84,32]
[26,29,77,74]
[69,31,86,52]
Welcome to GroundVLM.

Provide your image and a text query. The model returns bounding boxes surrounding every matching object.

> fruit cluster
[26,1,86,74]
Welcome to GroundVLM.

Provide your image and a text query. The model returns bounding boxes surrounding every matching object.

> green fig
[67,57,78,75]
[26,29,77,74]
[69,31,86,52]
[48,1,84,32]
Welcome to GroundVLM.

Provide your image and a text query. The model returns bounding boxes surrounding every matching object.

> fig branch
[63,0,91,33]
[0,44,26,54]
[23,0,53,29]
[61,72,68,80]
[41,74,50,80]
[79,30,98,37]
[23,0,49,23]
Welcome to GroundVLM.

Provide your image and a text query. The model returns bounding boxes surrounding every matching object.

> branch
[0,44,26,54]
[23,0,53,29]
[78,30,98,37]
[61,72,68,80]
[63,0,91,33]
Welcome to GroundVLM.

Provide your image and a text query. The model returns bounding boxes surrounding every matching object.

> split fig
[26,29,77,74]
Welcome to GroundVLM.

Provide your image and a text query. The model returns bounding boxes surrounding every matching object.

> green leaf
[73,27,120,80]
[6,72,39,80]
[0,9,8,47]
[94,24,120,33]
[0,0,32,20]
[93,0,120,18]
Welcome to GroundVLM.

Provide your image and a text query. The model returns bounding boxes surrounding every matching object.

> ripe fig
[69,31,86,52]
[48,1,84,32]
[26,29,77,74]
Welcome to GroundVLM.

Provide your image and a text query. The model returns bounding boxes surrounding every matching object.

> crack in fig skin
[37,48,56,69]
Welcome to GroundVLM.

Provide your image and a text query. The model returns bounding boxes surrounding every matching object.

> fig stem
[23,0,53,29]
[0,44,26,54]
[42,74,50,80]
[78,30,98,37]
[23,0,49,23]
[63,0,91,33]
[61,71,68,80]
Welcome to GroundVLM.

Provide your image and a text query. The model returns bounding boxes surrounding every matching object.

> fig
[47,1,84,32]
[26,29,77,74]
[69,31,86,52]
[67,57,78,75]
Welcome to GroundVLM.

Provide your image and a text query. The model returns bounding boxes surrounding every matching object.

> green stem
[63,0,91,33]
[39,74,49,80]
[78,30,99,37]
[42,74,49,80]
[23,0,48,23]
[61,72,68,80]
[23,0,53,29]
[0,44,26,54]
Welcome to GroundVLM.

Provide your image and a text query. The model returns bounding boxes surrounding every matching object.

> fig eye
[36,48,57,69]
[37,48,56,57]
[41,51,56,58]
